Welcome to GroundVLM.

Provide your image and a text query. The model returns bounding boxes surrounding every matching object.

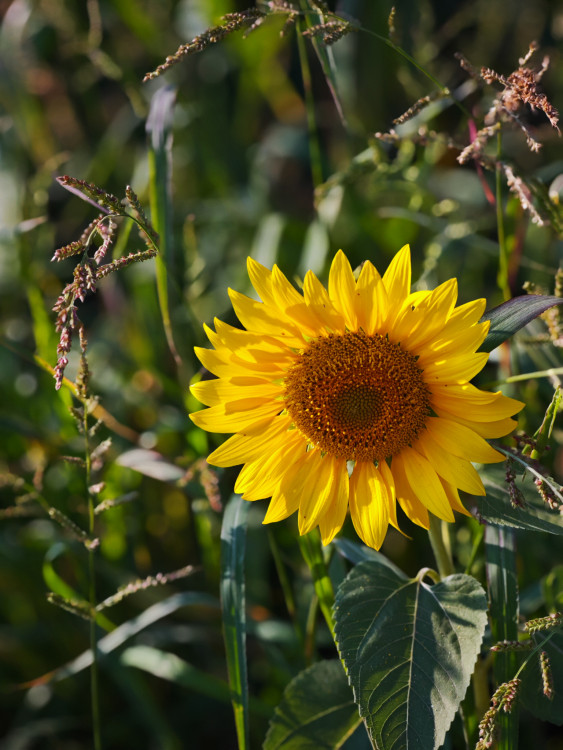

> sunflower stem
[298,530,336,640]
[428,515,455,580]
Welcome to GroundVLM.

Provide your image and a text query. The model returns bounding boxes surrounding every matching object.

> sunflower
[190,246,523,550]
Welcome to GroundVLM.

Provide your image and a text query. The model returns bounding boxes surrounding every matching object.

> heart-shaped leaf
[334,560,488,750]
[264,660,364,749]
[481,295,563,352]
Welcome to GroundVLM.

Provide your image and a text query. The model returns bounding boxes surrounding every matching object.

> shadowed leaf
[264,660,363,749]
[481,295,563,351]
[334,559,487,750]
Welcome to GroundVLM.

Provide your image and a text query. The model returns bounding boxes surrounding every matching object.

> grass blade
[220,494,251,750]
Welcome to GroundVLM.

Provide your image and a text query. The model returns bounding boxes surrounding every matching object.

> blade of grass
[146,85,182,371]
[485,525,519,750]
[220,494,250,750]
[298,0,348,130]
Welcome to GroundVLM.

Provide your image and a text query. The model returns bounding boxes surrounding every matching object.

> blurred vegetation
[0,0,562,748]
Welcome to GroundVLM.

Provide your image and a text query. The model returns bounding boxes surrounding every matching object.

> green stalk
[427,514,455,579]
[295,10,324,190]
[298,529,336,639]
[495,130,511,301]
[146,87,183,370]
[83,402,101,750]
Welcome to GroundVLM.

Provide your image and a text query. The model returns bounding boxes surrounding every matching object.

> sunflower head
[190,246,523,550]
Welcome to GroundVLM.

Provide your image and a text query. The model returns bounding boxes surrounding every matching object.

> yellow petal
[450,416,518,439]
[247,256,276,305]
[207,415,292,467]
[440,478,471,516]
[213,319,295,362]
[397,447,455,521]
[355,261,389,334]
[431,389,524,422]
[328,250,358,330]
[348,461,391,550]
[415,432,486,495]
[263,452,311,523]
[298,452,338,535]
[423,352,489,384]
[229,289,305,346]
[379,459,400,531]
[235,430,304,499]
[425,416,505,463]
[418,322,488,362]
[398,278,458,352]
[382,244,411,304]
[390,454,430,529]
[318,458,349,545]
[190,400,282,433]
[303,270,346,332]
[446,297,486,328]
[191,378,283,407]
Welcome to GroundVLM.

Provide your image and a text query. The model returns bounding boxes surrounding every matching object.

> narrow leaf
[146,84,183,368]
[481,295,563,352]
[221,494,251,750]
[24,592,219,687]
[264,660,363,749]
[485,526,519,749]
[334,560,488,750]
[478,463,563,535]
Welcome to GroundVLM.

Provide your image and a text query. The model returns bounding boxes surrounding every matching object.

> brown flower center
[284,330,430,462]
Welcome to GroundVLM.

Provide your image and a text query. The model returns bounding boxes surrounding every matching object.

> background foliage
[0,0,562,748]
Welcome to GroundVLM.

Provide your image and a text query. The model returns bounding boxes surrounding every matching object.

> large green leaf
[478,462,563,535]
[220,494,251,750]
[334,560,488,750]
[481,295,563,352]
[264,660,364,750]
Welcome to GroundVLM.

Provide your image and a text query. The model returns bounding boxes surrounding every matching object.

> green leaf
[264,660,363,750]
[485,526,519,749]
[333,538,405,577]
[120,645,271,718]
[520,629,563,725]
[146,84,186,369]
[32,592,219,685]
[221,494,251,750]
[481,295,563,352]
[478,462,563,535]
[334,560,488,750]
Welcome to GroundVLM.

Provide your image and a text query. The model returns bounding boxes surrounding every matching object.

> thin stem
[296,11,324,190]
[83,404,101,750]
[502,367,563,383]
[267,529,305,651]
[298,530,336,639]
[428,514,455,579]
[496,130,511,301]
[331,19,472,120]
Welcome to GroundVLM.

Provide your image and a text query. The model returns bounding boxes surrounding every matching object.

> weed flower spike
[190,246,523,549]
